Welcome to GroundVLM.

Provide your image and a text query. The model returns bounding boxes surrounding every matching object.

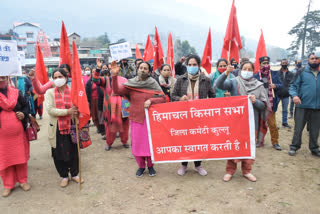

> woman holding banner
[93,59,130,150]
[216,61,270,182]
[209,58,234,97]
[111,61,166,177]
[155,64,176,102]
[171,54,215,176]
[0,76,31,197]
[44,68,83,187]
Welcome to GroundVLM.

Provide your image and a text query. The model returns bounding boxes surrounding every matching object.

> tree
[117,38,126,43]
[97,32,110,48]
[287,0,320,59]
[174,39,197,62]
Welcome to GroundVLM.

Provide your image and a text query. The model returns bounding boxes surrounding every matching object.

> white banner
[0,40,22,76]
[109,42,132,61]
[17,51,26,67]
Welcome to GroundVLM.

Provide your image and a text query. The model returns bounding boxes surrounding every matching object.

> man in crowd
[289,59,304,118]
[288,53,320,157]
[119,58,135,79]
[275,59,294,128]
[174,56,187,76]
[230,58,240,77]
[254,56,283,151]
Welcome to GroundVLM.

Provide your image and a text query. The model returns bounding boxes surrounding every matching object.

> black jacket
[85,78,104,111]
[277,69,294,98]
[174,62,187,76]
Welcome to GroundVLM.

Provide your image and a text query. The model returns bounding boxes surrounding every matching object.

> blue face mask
[187,66,199,75]
[240,70,253,80]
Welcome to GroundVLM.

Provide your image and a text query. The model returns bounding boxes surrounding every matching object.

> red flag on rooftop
[35,42,49,106]
[221,0,242,62]
[143,35,153,61]
[59,21,72,73]
[153,27,164,72]
[71,41,90,129]
[254,30,267,73]
[135,44,142,59]
[201,28,212,74]
[166,33,175,77]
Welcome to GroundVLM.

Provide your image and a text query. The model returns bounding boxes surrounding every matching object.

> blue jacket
[253,70,283,112]
[289,65,320,109]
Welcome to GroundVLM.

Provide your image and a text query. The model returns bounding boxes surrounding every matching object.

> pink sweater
[31,78,54,95]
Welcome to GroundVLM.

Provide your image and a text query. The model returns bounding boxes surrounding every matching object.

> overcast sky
[1,0,319,49]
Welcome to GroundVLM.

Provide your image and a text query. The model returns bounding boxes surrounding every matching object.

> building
[0,30,19,41]
[36,29,52,58]
[13,22,41,58]
[68,32,80,46]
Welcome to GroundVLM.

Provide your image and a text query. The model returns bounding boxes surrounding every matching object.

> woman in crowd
[155,64,176,102]
[82,66,91,86]
[209,58,234,97]
[112,61,166,177]
[216,61,270,182]
[0,76,30,197]
[44,68,83,188]
[171,54,215,176]
[85,67,105,137]
[93,59,130,150]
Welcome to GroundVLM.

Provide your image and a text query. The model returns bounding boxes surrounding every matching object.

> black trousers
[53,155,79,178]
[182,161,201,167]
[290,108,320,152]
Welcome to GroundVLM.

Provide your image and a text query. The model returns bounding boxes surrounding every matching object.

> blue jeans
[280,97,289,124]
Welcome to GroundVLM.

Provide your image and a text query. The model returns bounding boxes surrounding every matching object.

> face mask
[85,70,91,75]
[187,66,199,75]
[217,67,227,73]
[138,71,150,80]
[281,65,288,70]
[54,78,66,87]
[233,64,238,69]
[308,63,319,69]
[241,70,253,80]
[0,81,8,89]
[296,63,302,68]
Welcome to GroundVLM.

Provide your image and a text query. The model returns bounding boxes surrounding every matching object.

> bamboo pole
[269,72,275,98]
[228,40,232,63]
[75,117,82,190]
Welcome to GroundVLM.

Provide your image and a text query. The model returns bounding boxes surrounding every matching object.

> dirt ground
[1,105,320,214]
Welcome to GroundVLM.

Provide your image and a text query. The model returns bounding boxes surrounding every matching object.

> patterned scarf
[0,86,19,111]
[54,86,71,135]
[259,68,273,109]
[187,73,200,100]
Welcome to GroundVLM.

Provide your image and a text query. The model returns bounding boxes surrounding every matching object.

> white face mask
[241,70,253,79]
[54,78,67,87]
[85,70,91,75]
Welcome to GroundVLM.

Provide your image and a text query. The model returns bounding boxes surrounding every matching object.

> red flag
[35,42,49,105]
[153,27,164,72]
[221,0,242,62]
[71,41,90,129]
[201,28,212,74]
[135,44,142,59]
[166,33,175,77]
[143,35,153,61]
[254,30,267,73]
[59,21,72,73]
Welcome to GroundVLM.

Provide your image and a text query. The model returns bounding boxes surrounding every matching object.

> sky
[0,0,319,51]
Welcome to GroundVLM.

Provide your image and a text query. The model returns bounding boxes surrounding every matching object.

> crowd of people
[0,52,319,197]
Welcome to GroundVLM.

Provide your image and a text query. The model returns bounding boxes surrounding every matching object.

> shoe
[60,178,69,188]
[282,123,292,128]
[136,168,145,177]
[2,189,11,197]
[39,116,42,120]
[194,166,208,176]
[288,114,293,119]
[72,176,84,184]
[177,165,187,176]
[102,135,106,140]
[20,183,31,191]
[105,146,111,151]
[123,144,130,148]
[273,144,282,151]
[148,166,157,177]
[223,173,233,182]
[311,151,320,157]
[243,173,257,182]
[288,150,296,156]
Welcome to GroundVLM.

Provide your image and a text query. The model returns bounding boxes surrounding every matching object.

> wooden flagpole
[75,117,82,190]
[228,40,232,63]
[269,72,275,98]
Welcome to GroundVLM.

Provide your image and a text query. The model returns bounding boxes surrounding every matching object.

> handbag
[70,123,91,149]
[26,121,37,141]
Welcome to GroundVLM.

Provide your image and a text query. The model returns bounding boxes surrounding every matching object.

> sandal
[243,173,257,182]
[20,183,31,191]
[2,189,11,197]
[223,174,233,182]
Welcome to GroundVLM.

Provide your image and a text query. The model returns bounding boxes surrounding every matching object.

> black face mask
[309,62,320,69]
[296,63,302,68]
[281,65,288,70]
[233,64,238,69]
